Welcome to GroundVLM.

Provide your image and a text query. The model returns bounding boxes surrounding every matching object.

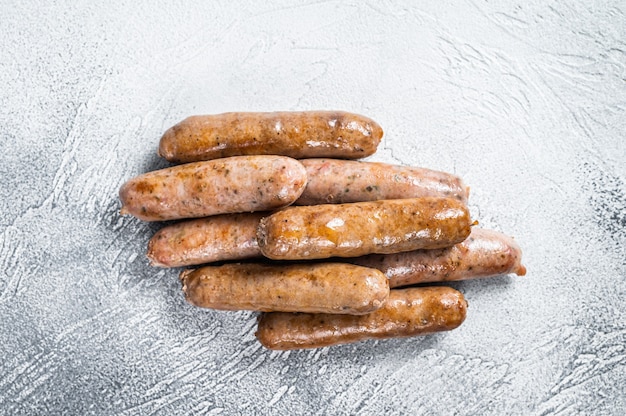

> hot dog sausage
[296,159,469,205]
[147,212,264,267]
[159,111,383,163]
[257,197,471,260]
[255,287,467,350]
[351,228,526,287]
[119,155,307,221]
[180,263,389,315]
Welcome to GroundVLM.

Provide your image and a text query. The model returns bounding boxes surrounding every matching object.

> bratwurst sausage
[351,228,526,287]
[180,263,389,315]
[257,197,472,260]
[119,155,307,221]
[159,111,383,163]
[296,159,469,205]
[256,287,467,350]
[147,212,264,267]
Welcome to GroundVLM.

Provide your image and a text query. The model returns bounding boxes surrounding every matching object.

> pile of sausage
[119,111,526,350]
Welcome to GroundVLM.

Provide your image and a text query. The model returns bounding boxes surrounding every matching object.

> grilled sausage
[351,228,526,287]
[180,263,389,315]
[256,287,467,350]
[147,213,264,267]
[119,155,307,221]
[296,159,469,205]
[158,111,383,163]
[257,197,471,260]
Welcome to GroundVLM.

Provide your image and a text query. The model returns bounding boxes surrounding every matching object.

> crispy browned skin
[158,111,383,163]
[350,228,526,287]
[180,263,389,314]
[296,159,469,205]
[147,213,264,267]
[256,287,467,350]
[257,197,471,260]
[119,155,307,221]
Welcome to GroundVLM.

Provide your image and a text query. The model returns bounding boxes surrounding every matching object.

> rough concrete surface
[1,1,625,415]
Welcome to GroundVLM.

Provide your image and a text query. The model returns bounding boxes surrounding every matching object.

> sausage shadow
[298,329,454,377]
[142,149,174,173]
[283,275,518,368]
[441,274,517,295]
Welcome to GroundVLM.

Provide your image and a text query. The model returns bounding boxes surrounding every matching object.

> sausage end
[371,121,384,142]
[179,269,193,285]
[256,218,269,249]
[255,312,310,351]
[158,120,185,162]
[146,237,170,268]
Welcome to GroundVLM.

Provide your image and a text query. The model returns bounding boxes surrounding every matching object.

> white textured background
[1,1,625,415]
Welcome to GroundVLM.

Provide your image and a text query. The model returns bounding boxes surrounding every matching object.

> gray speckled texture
[1,1,625,415]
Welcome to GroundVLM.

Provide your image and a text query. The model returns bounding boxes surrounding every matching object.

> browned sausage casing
[159,111,383,163]
[296,159,469,205]
[180,263,389,315]
[256,287,467,350]
[119,155,307,221]
[257,197,471,260]
[147,213,264,267]
[351,228,527,287]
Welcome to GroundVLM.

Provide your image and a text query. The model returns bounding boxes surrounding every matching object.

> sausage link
[296,159,469,205]
[351,228,526,287]
[180,263,389,315]
[256,287,467,350]
[159,111,383,163]
[147,213,264,267]
[119,155,307,221]
[257,197,471,260]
